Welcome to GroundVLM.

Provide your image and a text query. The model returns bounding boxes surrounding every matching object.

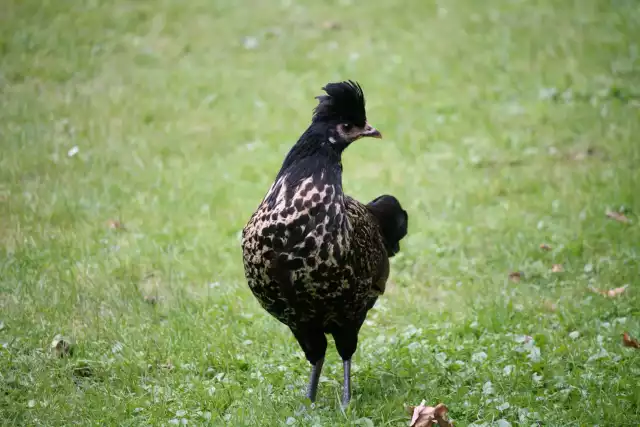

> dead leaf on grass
[542,300,558,312]
[605,211,630,223]
[407,401,453,427]
[622,332,640,349]
[106,219,126,230]
[539,243,552,251]
[321,20,341,30]
[509,271,523,283]
[551,264,564,273]
[589,285,628,298]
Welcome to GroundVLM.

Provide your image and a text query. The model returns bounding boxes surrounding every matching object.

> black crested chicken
[241,81,408,407]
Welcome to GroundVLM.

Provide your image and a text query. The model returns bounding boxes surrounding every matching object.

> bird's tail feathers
[366,195,408,257]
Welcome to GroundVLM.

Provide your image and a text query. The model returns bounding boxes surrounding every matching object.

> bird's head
[312,80,381,151]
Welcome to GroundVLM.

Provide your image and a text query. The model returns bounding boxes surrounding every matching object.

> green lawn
[1,0,639,425]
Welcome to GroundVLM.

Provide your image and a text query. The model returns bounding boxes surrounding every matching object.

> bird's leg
[341,359,351,409]
[305,357,324,402]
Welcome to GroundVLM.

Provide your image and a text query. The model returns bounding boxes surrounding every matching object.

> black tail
[366,195,408,257]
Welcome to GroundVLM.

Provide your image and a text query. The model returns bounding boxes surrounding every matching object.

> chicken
[241,81,408,407]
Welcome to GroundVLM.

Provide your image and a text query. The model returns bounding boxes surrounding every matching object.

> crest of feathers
[313,80,367,127]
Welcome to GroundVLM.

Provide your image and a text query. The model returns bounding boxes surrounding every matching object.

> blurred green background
[1,0,639,425]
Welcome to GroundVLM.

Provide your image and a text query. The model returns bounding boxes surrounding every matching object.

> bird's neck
[260,127,351,244]
[276,127,343,192]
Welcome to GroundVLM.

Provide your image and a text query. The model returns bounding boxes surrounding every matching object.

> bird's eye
[342,123,352,132]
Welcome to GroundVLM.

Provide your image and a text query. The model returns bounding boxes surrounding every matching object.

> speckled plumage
[243,181,387,328]
[241,81,408,405]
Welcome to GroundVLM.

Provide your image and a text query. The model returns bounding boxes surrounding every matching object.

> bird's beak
[361,122,382,139]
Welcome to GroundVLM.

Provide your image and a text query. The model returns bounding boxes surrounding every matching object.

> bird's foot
[340,359,351,410]
[340,396,350,412]
[305,358,324,403]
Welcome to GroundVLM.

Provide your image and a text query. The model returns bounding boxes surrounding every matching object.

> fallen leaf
[542,299,557,312]
[407,401,452,427]
[508,271,523,283]
[539,243,552,251]
[606,211,630,223]
[321,20,341,30]
[551,264,564,273]
[589,285,628,298]
[622,332,640,349]
[607,285,628,297]
[106,219,125,230]
[51,334,73,358]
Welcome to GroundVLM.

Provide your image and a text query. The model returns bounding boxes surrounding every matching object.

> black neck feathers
[276,124,343,190]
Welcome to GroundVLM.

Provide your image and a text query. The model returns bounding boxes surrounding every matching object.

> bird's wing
[344,195,390,296]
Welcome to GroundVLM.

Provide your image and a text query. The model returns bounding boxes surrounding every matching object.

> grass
[1,0,639,425]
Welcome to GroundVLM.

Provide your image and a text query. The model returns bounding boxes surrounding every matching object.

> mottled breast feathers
[241,170,389,328]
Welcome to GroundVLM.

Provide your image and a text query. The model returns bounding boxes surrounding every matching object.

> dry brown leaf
[606,211,630,223]
[622,332,640,349]
[408,401,452,427]
[539,243,552,251]
[509,271,523,283]
[589,285,628,298]
[606,286,629,297]
[542,299,557,312]
[321,20,341,30]
[551,264,564,273]
[106,219,126,230]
